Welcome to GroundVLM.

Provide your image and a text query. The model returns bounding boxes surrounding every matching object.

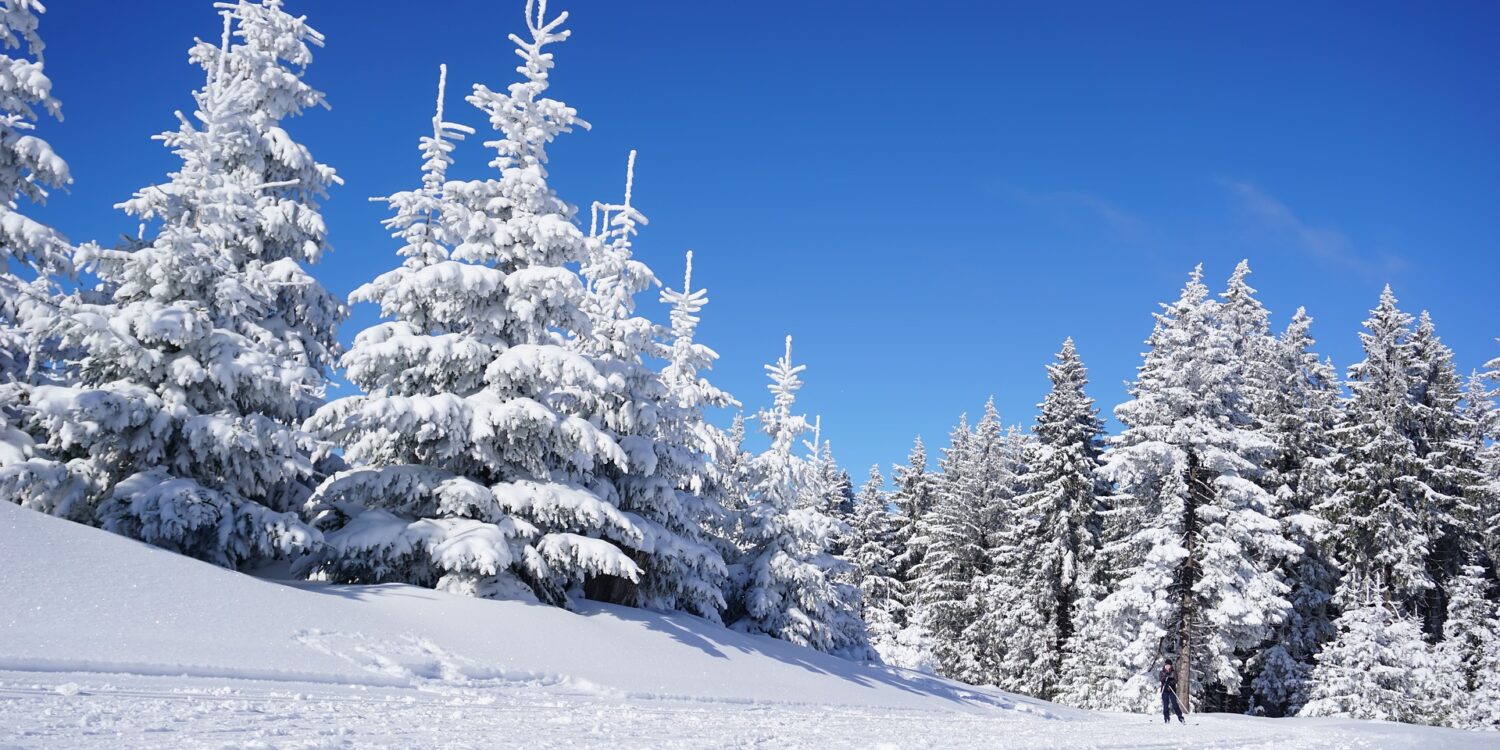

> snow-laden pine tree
[1248,309,1341,716]
[803,418,855,522]
[299,65,547,599]
[1319,287,1434,614]
[888,436,936,597]
[1437,565,1500,730]
[567,153,729,616]
[1304,289,1486,726]
[1002,338,1107,700]
[848,464,905,663]
[0,0,74,508]
[911,414,986,680]
[1407,311,1489,633]
[1066,266,1296,713]
[1300,574,1451,726]
[712,412,754,559]
[967,416,1035,690]
[0,0,68,382]
[651,249,740,618]
[728,337,872,658]
[307,3,657,605]
[881,436,939,671]
[1219,261,1275,428]
[1463,360,1500,576]
[912,401,1023,684]
[21,1,341,565]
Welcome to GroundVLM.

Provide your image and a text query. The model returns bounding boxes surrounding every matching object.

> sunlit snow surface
[0,503,1491,749]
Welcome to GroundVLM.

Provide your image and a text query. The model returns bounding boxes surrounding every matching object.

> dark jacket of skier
[1159,662,1184,723]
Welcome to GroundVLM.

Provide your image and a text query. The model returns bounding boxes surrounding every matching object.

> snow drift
[0,501,1045,714]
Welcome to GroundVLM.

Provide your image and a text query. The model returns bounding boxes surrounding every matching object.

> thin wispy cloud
[1004,187,1149,243]
[1217,179,1404,277]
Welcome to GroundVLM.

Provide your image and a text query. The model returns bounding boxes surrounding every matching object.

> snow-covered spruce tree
[880,436,939,671]
[1066,266,1296,713]
[1002,338,1107,700]
[888,436,937,596]
[848,464,905,663]
[572,157,729,616]
[1319,287,1435,615]
[652,250,739,618]
[1247,309,1342,716]
[1437,565,1500,729]
[712,412,755,557]
[728,336,872,659]
[1463,360,1500,577]
[299,65,545,599]
[962,403,1035,688]
[0,0,75,508]
[1300,574,1451,726]
[306,4,658,605]
[1219,261,1276,429]
[911,415,978,679]
[0,0,68,383]
[1407,311,1489,633]
[22,1,341,565]
[803,417,855,522]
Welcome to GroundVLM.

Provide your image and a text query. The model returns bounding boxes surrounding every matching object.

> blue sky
[33,1,1500,479]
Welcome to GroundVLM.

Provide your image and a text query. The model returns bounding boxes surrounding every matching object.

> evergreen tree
[1301,575,1450,726]
[888,436,936,599]
[0,0,75,510]
[1004,338,1107,700]
[712,412,754,558]
[906,417,978,681]
[1249,309,1341,716]
[1407,312,1488,632]
[912,414,986,680]
[652,250,739,618]
[1464,359,1500,576]
[26,1,341,566]
[883,435,939,671]
[0,0,68,384]
[306,2,650,604]
[1307,288,1482,724]
[1066,266,1296,712]
[571,153,728,616]
[848,464,905,663]
[300,64,552,598]
[1321,287,1434,613]
[1219,260,1275,428]
[954,405,1026,687]
[728,336,871,659]
[803,418,855,523]
[966,416,1033,688]
[1437,565,1500,729]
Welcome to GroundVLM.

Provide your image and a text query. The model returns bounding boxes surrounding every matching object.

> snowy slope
[0,500,1034,712]
[1,502,1494,749]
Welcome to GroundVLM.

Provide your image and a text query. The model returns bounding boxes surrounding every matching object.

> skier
[1159,660,1185,724]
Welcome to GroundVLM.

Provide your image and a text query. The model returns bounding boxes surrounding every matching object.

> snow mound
[0,502,1048,714]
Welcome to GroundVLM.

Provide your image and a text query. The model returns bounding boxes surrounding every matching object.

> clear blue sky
[33,1,1500,479]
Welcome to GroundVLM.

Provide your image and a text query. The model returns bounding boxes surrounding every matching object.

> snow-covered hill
[0,502,1492,749]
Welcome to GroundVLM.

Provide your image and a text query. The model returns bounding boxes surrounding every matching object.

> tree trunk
[1178,453,1211,714]
[1177,604,1192,714]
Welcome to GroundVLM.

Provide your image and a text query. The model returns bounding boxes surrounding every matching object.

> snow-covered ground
[0,502,1492,749]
